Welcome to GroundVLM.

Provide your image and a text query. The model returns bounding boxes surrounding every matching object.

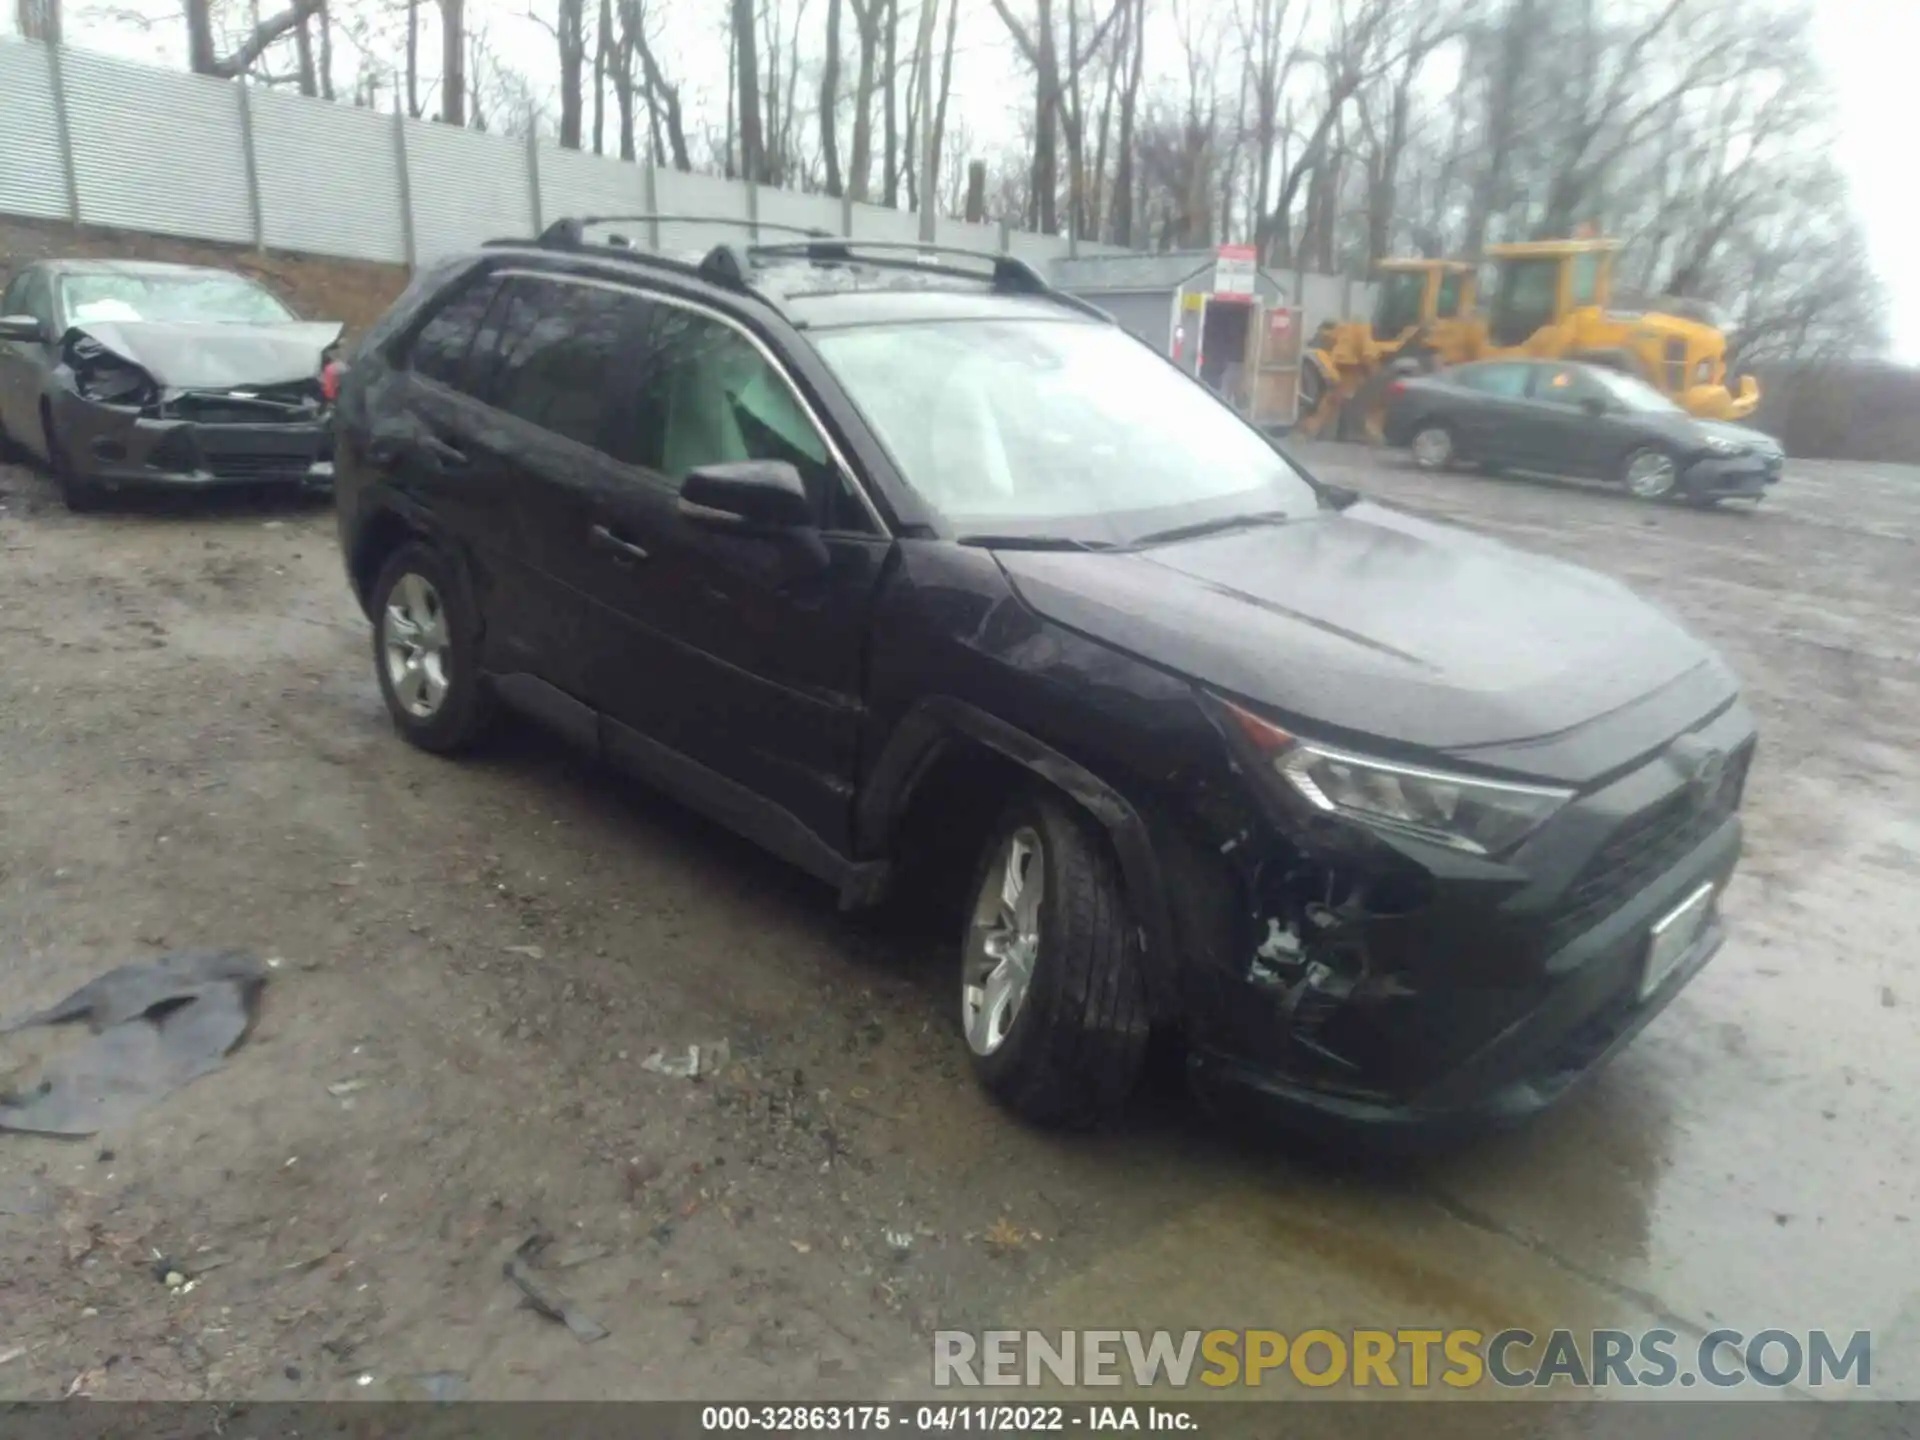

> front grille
[165,383,323,426]
[205,452,314,480]
[1542,739,1752,951]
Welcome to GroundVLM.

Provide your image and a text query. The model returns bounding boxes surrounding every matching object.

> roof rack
[743,238,1110,321]
[530,215,839,250]
[482,214,1110,324]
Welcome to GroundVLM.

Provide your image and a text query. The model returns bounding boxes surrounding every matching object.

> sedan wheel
[1623,447,1679,500]
[962,826,1045,1057]
[1411,424,1455,470]
[382,572,452,719]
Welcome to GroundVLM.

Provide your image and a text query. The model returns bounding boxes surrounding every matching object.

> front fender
[857,696,1180,1013]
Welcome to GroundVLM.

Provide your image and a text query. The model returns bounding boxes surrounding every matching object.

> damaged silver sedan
[0,259,340,511]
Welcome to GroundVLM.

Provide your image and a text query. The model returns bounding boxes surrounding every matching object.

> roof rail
[741,238,1111,321]
[531,215,837,251]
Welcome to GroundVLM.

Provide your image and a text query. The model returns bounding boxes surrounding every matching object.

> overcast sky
[8,0,1917,360]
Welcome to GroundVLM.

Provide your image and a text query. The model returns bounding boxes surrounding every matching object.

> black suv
[331,219,1755,1141]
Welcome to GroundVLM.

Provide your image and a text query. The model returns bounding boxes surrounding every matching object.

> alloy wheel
[382,572,451,719]
[1625,450,1678,499]
[962,826,1046,1057]
[1412,426,1453,469]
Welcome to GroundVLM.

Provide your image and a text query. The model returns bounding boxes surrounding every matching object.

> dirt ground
[0,441,1916,1409]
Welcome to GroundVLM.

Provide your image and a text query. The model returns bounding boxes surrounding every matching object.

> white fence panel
[63,50,251,242]
[539,146,645,231]
[933,216,1004,253]
[848,202,919,244]
[756,186,842,237]
[1005,229,1070,267]
[0,42,64,220]
[406,120,534,261]
[652,170,752,254]
[252,87,406,263]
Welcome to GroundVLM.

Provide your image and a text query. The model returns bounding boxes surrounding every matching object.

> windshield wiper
[956,534,1117,552]
[1129,510,1295,547]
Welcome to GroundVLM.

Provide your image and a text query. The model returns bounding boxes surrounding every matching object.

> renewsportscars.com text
[932,1327,1871,1391]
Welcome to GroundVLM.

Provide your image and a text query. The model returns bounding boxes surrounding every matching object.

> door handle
[589,523,650,563]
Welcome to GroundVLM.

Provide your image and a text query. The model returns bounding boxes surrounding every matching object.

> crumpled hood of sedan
[993,501,1732,754]
[65,320,343,391]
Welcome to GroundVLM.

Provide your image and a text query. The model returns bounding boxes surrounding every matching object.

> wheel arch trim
[858,696,1180,1010]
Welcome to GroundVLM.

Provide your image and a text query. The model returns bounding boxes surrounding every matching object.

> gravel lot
[0,441,1915,1407]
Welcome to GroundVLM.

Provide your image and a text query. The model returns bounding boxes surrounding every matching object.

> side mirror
[1579,396,1609,417]
[678,459,815,531]
[0,314,48,344]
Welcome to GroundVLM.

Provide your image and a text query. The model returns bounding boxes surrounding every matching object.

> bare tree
[186,0,326,80]
[555,0,587,146]
[731,0,765,179]
[820,0,846,194]
[17,0,62,43]
[441,0,464,122]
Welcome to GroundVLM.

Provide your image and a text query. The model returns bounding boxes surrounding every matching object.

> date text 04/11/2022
[697,1404,1199,1431]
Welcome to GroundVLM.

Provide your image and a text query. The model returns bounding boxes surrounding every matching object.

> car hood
[64,320,343,391]
[993,502,1731,759]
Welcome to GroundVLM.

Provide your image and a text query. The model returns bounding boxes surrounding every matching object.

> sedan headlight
[1222,703,1572,855]
[1701,434,1743,455]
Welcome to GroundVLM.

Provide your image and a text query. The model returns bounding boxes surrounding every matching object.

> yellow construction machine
[1297,238,1759,441]
[1296,259,1478,441]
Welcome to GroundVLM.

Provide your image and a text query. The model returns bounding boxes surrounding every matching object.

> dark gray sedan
[0,259,340,511]
[1382,358,1784,504]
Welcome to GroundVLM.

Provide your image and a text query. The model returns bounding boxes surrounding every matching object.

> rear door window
[1458,363,1531,399]
[481,276,630,452]
[406,273,506,393]
[1531,364,1600,409]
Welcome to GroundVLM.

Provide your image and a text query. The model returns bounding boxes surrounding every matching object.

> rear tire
[959,790,1150,1129]
[369,542,496,755]
[1409,422,1456,471]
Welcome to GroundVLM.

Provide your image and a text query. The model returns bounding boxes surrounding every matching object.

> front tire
[959,791,1150,1128]
[1620,445,1680,501]
[42,405,104,513]
[1410,422,1456,471]
[369,542,495,754]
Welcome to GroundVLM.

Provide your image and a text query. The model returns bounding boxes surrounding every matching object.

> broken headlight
[1277,745,1572,855]
[66,336,159,409]
[1224,702,1573,856]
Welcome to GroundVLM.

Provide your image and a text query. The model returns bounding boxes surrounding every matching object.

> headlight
[1223,703,1572,855]
[1702,434,1743,455]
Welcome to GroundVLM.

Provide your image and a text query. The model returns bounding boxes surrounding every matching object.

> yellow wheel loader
[1298,238,1759,443]
[1296,260,1479,442]
[1476,239,1759,421]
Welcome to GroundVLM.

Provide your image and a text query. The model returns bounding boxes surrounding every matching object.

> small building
[1047,249,1374,429]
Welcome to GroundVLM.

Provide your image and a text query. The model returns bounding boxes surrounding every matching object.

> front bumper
[52,391,332,491]
[1187,706,1755,1148]
[1682,452,1781,499]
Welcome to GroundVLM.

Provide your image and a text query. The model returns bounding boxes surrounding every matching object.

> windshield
[1588,366,1683,414]
[811,318,1321,545]
[58,272,296,327]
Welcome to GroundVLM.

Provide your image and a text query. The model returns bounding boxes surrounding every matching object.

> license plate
[1642,882,1716,999]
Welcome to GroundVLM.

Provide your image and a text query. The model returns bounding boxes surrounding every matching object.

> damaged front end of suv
[47,319,342,496]
[1161,680,1752,1144]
